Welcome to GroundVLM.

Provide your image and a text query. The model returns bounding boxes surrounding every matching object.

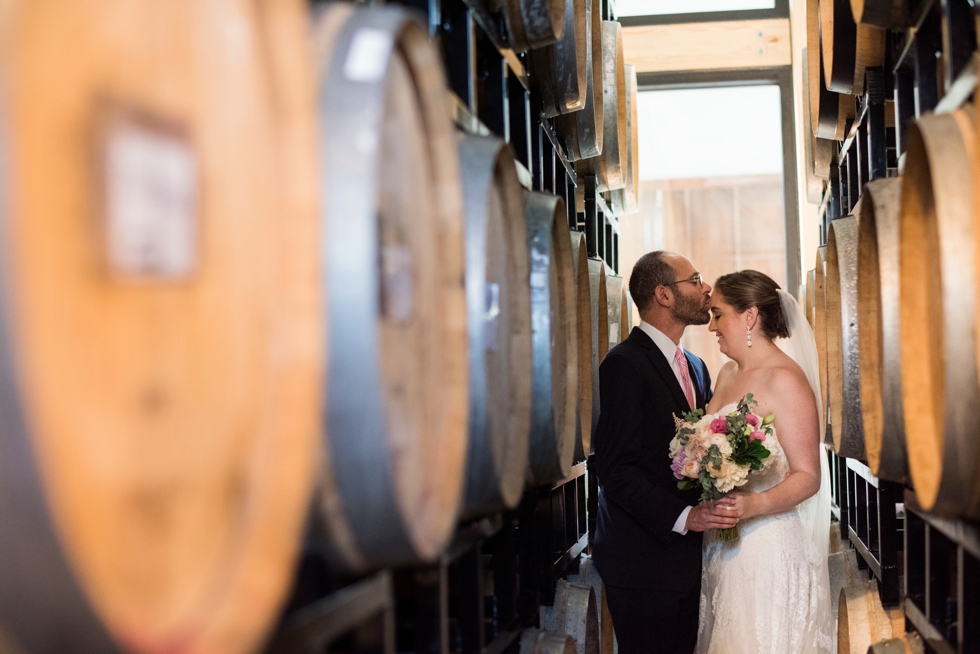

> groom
[592,252,739,654]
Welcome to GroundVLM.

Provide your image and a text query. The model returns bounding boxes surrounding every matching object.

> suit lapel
[643,338,691,412]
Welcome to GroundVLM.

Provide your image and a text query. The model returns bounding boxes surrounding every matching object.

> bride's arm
[717,367,821,520]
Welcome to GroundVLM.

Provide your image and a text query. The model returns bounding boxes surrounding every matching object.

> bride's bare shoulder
[765,356,814,404]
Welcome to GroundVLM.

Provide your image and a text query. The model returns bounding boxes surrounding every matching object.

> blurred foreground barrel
[588,21,627,191]
[602,275,629,359]
[838,581,893,654]
[459,135,533,517]
[314,5,469,572]
[821,0,885,95]
[502,0,565,51]
[899,108,980,517]
[856,179,908,482]
[556,0,602,160]
[525,192,578,486]
[570,232,596,460]
[0,1,321,652]
[609,64,639,215]
[552,580,600,654]
[827,214,865,459]
[814,245,831,444]
[807,0,855,140]
[521,629,578,654]
[531,0,587,117]
[851,0,908,28]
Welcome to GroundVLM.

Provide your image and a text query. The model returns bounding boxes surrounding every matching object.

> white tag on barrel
[103,117,198,281]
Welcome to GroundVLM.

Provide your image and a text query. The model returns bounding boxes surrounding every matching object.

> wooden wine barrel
[814,245,833,445]
[869,633,925,654]
[521,629,578,654]
[502,0,566,52]
[569,232,596,460]
[0,1,321,652]
[856,178,908,483]
[551,580,600,654]
[851,0,909,29]
[602,275,629,360]
[314,5,470,574]
[459,135,533,517]
[802,47,834,192]
[556,0,602,160]
[589,259,608,450]
[899,108,980,517]
[576,556,614,654]
[808,0,856,140]
[821,0,885,95]
[838,581,892,654]
[530,0,587,117]
[805,269,817,328]
[588,21,627,192]
[609,64,639,215]
[826,214,866,459]
[525,192,578,486]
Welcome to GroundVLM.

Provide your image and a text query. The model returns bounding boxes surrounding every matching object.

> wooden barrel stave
[530,0,587,117]
[602,275,628,359]
[806,269,816,328]
[587,21,627,192]
[502,0,566,52]
[899,108,980,517]
[520,629,578,654]
[851,0,909,29]
[587,259,607,456]
[569,232,595,461]
[808,0,856,140]
[802,47,834,192]
[838,581,893,654]
[608,64,639,215]
[556,0,602,160]
[827,214,866,459]
[459,135,533,517]
[316,5,470,572]
[856,178,908,482]
[0,1,321,651]
[821,0,885,96]
[525,192,578,486]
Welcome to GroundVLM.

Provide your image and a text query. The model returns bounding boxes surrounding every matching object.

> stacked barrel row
[802,0,896,198]
[806,100,980,523]
[0,1,634,653]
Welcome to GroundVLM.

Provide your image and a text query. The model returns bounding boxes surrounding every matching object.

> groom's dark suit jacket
[593,326,712,593]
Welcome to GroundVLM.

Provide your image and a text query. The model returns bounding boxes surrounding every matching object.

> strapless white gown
[695,406,834,654]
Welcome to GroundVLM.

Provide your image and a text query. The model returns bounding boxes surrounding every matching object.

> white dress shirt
[637,320,696,535]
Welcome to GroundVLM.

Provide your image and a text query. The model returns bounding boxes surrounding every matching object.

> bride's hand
[716,491,759,521]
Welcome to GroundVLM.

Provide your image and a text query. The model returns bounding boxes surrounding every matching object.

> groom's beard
[672,291,710,326]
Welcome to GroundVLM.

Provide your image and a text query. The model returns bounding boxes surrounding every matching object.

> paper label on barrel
[609,323,619,343]
[104,120,198,280]
[530,271,548,289]
[381,244,413,323]
[344,28,394,82]
[484,283,500,351]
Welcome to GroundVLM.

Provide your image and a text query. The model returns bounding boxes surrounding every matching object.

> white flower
[709,460,750,493]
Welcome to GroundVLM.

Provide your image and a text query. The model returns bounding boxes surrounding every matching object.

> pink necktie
[674,347,695,409]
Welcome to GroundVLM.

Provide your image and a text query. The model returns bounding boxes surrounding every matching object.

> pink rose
[750,430,765,442]
[745,414,760,428]
[710,417,728,434]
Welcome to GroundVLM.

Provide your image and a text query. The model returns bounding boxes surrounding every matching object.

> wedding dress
[695,290,835,654]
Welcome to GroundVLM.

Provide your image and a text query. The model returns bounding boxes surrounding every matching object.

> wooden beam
[622,18,792,73]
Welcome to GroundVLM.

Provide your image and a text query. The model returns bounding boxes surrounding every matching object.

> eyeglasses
[663,273,703,288]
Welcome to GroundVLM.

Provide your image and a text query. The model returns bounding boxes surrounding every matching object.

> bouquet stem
[716,525,740,541]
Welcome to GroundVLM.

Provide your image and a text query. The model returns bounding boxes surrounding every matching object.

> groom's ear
[655,284,673,307]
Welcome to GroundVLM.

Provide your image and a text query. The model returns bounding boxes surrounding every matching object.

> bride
[696,270,834,653]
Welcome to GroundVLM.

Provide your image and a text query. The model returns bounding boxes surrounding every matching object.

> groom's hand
[685,501,739,532]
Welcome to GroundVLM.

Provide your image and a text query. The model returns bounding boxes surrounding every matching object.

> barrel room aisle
[0,0,976,653]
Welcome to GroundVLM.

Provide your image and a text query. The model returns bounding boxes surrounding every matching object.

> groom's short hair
[629,251,678,312]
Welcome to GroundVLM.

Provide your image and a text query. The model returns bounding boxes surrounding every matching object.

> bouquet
[669,394,774,541]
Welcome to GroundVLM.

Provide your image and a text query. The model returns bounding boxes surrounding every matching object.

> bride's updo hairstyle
[713,270,790,340]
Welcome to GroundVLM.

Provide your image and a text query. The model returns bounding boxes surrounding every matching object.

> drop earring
[746,325,753,347]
